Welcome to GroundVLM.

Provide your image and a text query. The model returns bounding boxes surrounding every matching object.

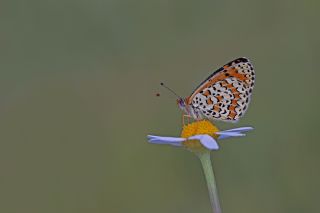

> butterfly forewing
[187,58,255,121]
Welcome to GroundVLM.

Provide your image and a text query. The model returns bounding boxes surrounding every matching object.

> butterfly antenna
[160,82,182,99]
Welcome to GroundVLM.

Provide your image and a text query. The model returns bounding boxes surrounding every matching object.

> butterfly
[177,57,255,122]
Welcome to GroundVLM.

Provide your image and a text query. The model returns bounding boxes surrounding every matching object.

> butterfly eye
[176,98,185,107]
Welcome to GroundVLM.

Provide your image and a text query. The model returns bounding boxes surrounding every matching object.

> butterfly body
[177,57,255,122]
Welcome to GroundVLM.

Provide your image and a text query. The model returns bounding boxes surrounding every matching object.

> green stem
[197,151,222,213]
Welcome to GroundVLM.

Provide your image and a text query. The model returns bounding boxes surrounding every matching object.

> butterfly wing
[186,57,255,121]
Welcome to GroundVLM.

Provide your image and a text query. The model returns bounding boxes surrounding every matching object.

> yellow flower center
[181,120,219,152]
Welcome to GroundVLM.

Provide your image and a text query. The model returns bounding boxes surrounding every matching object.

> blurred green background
[1,0,319,212]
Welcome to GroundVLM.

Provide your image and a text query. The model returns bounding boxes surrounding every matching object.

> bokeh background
[1,0,319,212]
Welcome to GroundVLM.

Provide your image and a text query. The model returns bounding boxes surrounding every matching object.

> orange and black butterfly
[177,57,255,122]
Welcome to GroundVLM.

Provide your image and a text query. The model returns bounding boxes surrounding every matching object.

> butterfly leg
[182,114,192,126]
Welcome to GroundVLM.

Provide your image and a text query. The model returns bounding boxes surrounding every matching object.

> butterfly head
[177,98,186,110]
[177,97,202,119]
[160,82,199,118]
[177,97,193,114]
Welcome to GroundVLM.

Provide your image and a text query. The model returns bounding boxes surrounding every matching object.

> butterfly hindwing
[187,57,255,121]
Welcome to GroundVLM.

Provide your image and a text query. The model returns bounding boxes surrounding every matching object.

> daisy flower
[148,120,253,152]
[147,120,253,213]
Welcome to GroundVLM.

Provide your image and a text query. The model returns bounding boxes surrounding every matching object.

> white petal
[188,135,219,150]
[215,127,253,139]
[215,132,245,136]
[147,135,185,146]
[222,127,253,132]
[215,131,245,139]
